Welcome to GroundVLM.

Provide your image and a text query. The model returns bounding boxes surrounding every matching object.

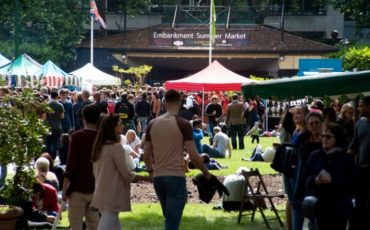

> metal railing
[149,4,327,25]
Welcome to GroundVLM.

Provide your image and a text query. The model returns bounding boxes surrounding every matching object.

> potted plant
[0,205,24,230]
[0,88,49,229]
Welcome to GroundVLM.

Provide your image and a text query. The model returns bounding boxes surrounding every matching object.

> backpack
[118,102,130,120]
[270,143,298,176]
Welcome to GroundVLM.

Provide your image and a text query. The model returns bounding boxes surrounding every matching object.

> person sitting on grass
[187,153,227,170]
[192,118,204,154]
[202,126,232,158]
[34,156,59,191]
[248,144,277,162]
[31,179,60,223]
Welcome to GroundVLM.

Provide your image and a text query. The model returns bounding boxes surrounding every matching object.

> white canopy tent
[70,63,121,87]
[0,53,11,67]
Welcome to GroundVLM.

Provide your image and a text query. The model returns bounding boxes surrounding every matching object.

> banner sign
[149,29,249,48]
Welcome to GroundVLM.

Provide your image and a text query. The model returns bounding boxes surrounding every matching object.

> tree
[329,43,370,71]
[0,0,87,66]
[0,89,49,209]
[113,64,152,89]
[326,0,369,34]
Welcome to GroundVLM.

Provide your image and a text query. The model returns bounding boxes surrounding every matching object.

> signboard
[149,29,249,48]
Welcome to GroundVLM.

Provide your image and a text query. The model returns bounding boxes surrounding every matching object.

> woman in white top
[126,129,141,154]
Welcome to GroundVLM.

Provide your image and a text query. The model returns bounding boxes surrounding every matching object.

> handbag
[302,196,319,219]
[270,143,298,176]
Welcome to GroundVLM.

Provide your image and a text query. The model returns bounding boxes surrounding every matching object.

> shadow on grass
[119,203,286,230]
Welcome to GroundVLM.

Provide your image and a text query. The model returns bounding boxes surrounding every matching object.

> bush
[0,89,49,205]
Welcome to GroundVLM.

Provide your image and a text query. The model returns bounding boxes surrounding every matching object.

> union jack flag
[90,0,107,29]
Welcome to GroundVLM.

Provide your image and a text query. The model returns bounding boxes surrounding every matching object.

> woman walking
[91,114,150,230]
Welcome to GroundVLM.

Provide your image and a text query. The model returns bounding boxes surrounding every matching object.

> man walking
[59,89,74,133]
[348,96,370,230]
[143,89,212,230]
[205,95,222,145]
[225,94,245,150]
[46,91,64,160]
[135,92,151,138]
[62,104,101,230]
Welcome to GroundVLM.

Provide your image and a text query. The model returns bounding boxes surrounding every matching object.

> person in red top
[62,104,101,230]
[32,181,60,215]
[221,93,229,116]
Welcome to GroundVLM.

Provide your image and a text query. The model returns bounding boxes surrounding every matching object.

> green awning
[242,71,370,100]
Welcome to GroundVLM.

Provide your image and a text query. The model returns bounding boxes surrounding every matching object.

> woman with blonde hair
[336,103,355,140]
[284,105,310,230]
[91,114,150,230]
[126,129,141,154]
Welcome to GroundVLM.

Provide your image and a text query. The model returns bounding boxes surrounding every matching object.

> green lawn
[60,203,286,229]
[186,135,280,177]
[58,136,286,229]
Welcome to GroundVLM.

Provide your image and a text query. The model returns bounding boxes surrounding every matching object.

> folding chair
[237,168,285,229]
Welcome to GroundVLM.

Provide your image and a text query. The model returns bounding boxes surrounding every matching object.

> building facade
[74,0,341,82]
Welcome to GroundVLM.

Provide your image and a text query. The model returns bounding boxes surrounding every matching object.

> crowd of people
[1,83,370,230]
[278,97,370,230]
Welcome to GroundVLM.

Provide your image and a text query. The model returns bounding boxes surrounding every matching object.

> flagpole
[208,0,213,66]
[90,16,94,66]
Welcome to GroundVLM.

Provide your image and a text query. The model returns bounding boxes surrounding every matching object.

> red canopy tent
[165,60,256,91]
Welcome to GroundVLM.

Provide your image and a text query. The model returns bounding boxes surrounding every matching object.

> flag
[90,0,107,29]
[210,0,217,45]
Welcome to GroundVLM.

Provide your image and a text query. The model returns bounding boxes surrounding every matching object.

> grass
[186,135,280,177]
[59,203,286,229]
[58,136,286,229]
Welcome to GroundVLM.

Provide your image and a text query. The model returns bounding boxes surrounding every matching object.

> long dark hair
[325,122,349,149]
[91,114,121,162]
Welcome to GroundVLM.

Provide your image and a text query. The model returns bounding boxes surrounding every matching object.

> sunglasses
[321,134,334,139]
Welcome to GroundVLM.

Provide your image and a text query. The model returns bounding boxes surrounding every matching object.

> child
[250,122,260,144]
[58,133,70,165]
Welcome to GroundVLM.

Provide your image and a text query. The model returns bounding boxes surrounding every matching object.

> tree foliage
[326,0,370,33]
[329,43,370,71]
[0,89,50,205]
[342,46,370,71]
[0,0,87,66]
[113,65,152,88]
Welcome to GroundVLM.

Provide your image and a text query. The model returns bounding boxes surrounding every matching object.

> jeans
[208,122,217,145]
[283,174,303,230]
[46,128,62,160]
[137,116,148,137]
[202,144,224,158]
[153,176,187,230]
[229,124,245,149]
